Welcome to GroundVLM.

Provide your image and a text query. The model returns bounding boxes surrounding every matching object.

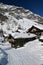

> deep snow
[0,39,43,65]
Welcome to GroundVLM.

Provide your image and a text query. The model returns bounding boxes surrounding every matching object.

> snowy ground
[0,39,43,65]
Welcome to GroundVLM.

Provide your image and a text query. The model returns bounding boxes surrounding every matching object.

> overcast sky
[0,0,43,16]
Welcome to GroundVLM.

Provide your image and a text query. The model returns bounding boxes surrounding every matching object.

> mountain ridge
[0,3,43,24]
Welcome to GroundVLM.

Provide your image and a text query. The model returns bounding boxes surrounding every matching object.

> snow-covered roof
[34,24,43,30]
[11,32,36,39]
[3,33,9,37]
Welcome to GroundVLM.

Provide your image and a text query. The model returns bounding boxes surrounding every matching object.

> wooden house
[8,33,36,48]
[27,26,43,36]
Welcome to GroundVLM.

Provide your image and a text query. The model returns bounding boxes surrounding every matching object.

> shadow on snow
[0,48,8,65]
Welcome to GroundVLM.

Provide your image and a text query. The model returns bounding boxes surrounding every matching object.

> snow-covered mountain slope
[0,3,43,35]
[0,3,43,45]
